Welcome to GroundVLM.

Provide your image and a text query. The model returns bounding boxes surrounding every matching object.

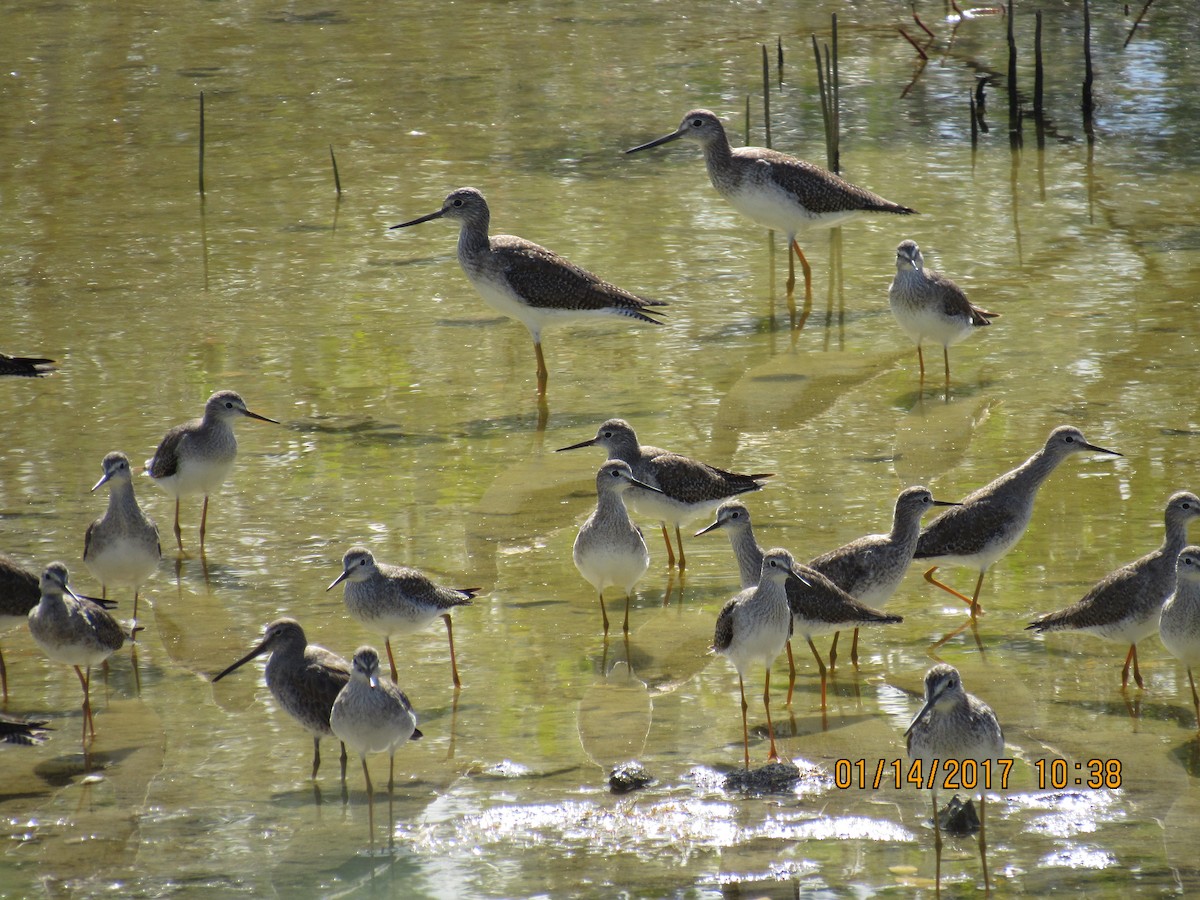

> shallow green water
[2,0,1200,896]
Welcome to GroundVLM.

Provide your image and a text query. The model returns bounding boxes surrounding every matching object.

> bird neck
[595,488,632,522]
[700,133,737,191]
[726,527,764,590]
[890,506,924,551]
[106,480,144,521]
[456,214,491,262]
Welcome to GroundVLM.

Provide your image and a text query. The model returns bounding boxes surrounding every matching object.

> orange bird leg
[806,636,828,709]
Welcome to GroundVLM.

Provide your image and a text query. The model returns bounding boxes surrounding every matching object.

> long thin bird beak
[555,437,597,452]
[694,519,724,537]
[629,477,664,494]
[212,640,270,682]
[242,409,280,424]
[1084,441,1122,457]
[390,207,447,229]
[90,472,112,492]
[368,673,379,690]
[626,129,686,154]
[326,570,351,592]
[904,697,936,737]
[931,499,961,507]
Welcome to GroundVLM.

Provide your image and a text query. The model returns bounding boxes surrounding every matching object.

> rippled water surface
[3,0,1200,896]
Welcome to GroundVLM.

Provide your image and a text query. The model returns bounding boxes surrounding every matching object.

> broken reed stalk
[761,44,772,148]
[830,13,839,174]
[744,95,751,146]
[1006,0,1020,141]
[1082,0,1095,141]
[813,35,833,169]
[898,27,929,60]
[198,91,205,196]
[1123,0,1155,48]
[777,37,784,88]
[970,91,979,149]
[329,145,342,196]
[1033,11,1044,119]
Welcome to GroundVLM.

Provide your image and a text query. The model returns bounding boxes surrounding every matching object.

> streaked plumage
[0,552,40,701]
[627,108,914,298]
[145,390,279,552]
[572,460,662,635]
[889,240,996,383]
[330,646,422,848]
[558,418,771,570]
[809,486,957,667]
[915,426,1121,615]
[905,663,1004,890]
[712,548,795,768]
[1160,546,1200,727]
[212,617,350,780]
[27,562,126,742]
[328,547,475,688]
[84,451,161,624]
[390,187,665,394]
[1028,491,1200,689]
[697,500,901,708]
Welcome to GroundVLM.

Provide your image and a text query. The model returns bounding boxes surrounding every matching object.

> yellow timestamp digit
[1034,758,1122,789]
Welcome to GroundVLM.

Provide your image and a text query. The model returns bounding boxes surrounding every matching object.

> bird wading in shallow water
[905,663,1005,894]
[1027,491,1200,690]
[390,187,666,396]
[84,451,161,627]
[558,418,772,571]
[145,390,279,554]
[1160,545,1200,728]
[330,646,422,850]
[915,425,1121,618]
[888,239,996,384]
[212,618,350,782]
[27,563,126,744]
[712,548,797,769]
[572,460,664,636]
[808,486,957,668]
[328,547,476,688]
[626,108,915,308]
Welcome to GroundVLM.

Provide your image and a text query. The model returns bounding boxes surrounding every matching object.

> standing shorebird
[712,548,796,768]
[915,425,1121,617]
[905,663,1005,893]
[27,562,125,743]
[330,646,422,850]
[328,547,476,688]
[888,240,996,384]
[0,352,54,377]
[145,390,279,553]
[626,109,915,302]
[83,451,161,626]
[0,552,41,701]
[1160,546,1200,728]
[212,618,350,781]
[697,500,901,709]
[1027,491,1200,690]
[572,460,664,636]
[558,418,772,570]
[390,187,666,395]
[810,486,958,668]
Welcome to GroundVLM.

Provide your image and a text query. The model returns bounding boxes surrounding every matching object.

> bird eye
[610,468,621,478]
[452,198,463,207]
[690,118,703,127]
[1065,435,1075,443]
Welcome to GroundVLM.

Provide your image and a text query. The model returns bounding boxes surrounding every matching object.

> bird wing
[492,237,665,320]
[147,423,191,478]
[739,148,915,215]
[712,597,738,653]
[650,454,770,505]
